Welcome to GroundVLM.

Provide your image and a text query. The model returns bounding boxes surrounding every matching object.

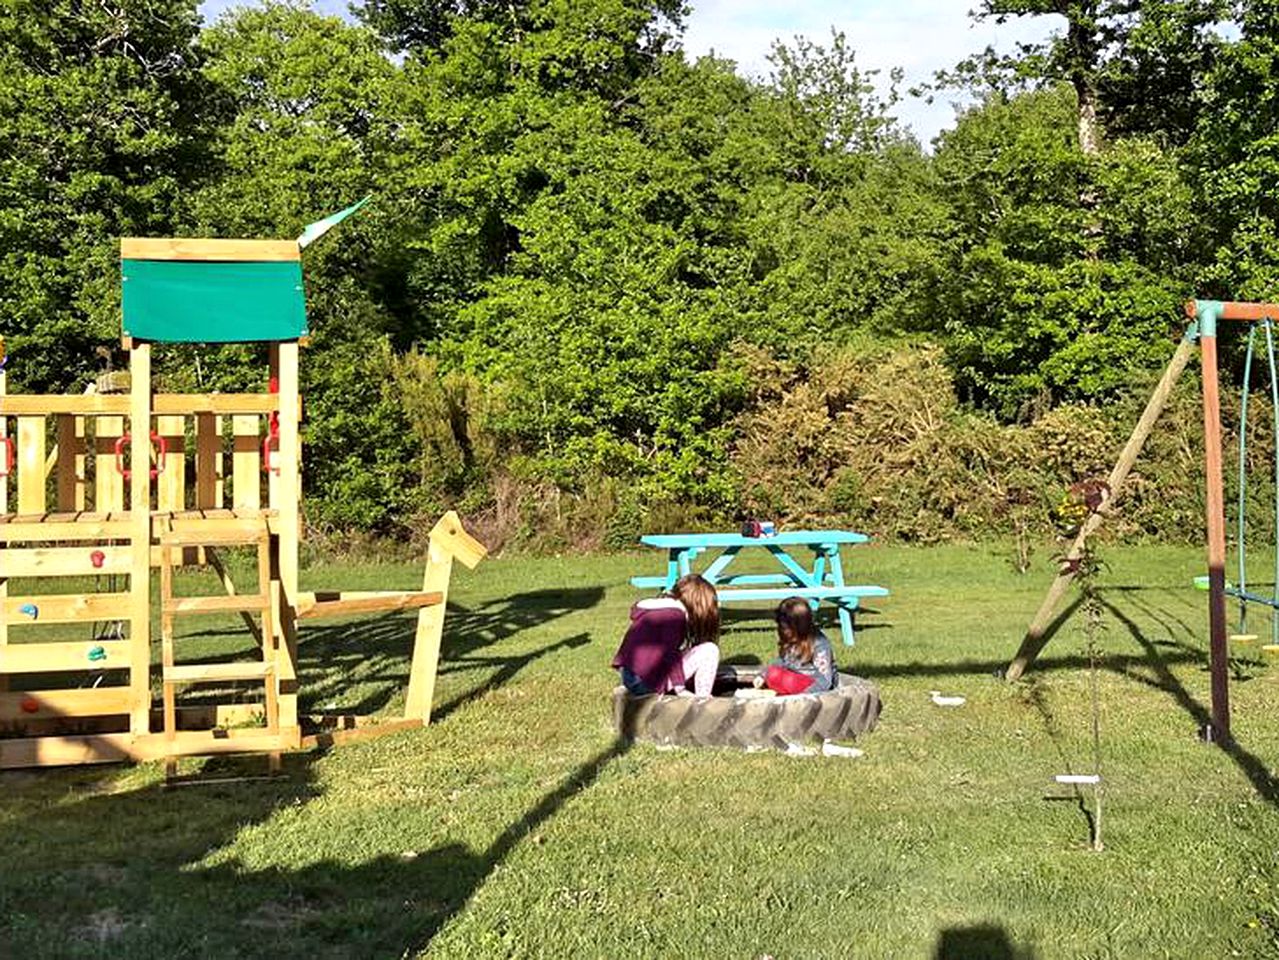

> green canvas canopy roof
[118,199,370,345]
[120,238,307,344]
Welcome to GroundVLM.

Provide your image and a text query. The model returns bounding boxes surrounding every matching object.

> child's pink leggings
[674,642,720,697]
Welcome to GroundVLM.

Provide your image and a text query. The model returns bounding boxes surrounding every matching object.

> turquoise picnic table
[630,530,889,646]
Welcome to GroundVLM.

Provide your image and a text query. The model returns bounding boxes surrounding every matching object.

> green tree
[0,0,210,391]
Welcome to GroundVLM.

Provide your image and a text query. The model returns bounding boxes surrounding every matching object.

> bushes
[729,340,1247,546]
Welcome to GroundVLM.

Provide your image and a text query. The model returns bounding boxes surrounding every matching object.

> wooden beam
[0,640,131,673]
[128,342,152,735]
[300,718,423,751]
[0,688,131,721]
[55,414,86,510]
[16,417,45,513]
[1186,299,1279,323]
[1,545,131,578]
[274,342,301,745]
[162,595,268,615]
[0,727,299,769]
[3,593,132,624]
[1007,336,1197,680]
[1201,332,1232,739]
[164,662,272,683]
[231,414,260,510]
[156,414,186,513]
[1,394,280,416]
[120,238,300,262]
[93,415,125,512]
[295,590,443,620]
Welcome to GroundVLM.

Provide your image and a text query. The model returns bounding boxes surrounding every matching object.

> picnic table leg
[666,551,680,590]
[701,545,741,585]
[826,547,857,647]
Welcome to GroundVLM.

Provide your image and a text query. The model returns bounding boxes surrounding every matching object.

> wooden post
[1201,322,1232,739]
[128,343,153,736]
[273,342,301,745]
[55,414,85,510]
[1007,336,1197,680]
[405,512,488,723]
[16,417,46,514]
[1,341,7,693]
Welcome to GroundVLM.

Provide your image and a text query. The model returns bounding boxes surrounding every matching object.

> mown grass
[3,543,1279,958]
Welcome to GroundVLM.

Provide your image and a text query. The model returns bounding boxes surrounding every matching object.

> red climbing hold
[20,696,39,714]
[90,550,106,569]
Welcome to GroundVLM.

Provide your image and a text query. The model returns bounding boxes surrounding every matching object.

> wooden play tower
[0,221,485,769]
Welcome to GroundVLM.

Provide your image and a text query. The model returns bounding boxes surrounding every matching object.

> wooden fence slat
[16,417,45,514]
[93,416,125,513]
[231,415,260,510]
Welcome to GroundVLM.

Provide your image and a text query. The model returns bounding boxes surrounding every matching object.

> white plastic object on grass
[929,690,966,707]
[1054,774,1101,785]
[821,740,864,759]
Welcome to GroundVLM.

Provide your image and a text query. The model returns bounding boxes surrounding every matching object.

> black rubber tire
[613,672,881,750]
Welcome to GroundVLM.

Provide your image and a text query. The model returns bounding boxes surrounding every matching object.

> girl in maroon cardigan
[612,574,721,697]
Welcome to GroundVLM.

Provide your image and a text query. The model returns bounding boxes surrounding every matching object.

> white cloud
[681,0,1058,146]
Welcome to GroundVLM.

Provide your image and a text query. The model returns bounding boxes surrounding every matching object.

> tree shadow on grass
[0,735,630,957]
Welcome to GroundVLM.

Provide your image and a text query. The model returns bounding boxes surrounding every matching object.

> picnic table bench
[631,530,889,646]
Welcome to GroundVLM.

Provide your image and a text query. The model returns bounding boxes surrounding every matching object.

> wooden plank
[160,518,271,544]
[300,718,423,751]
[0,394,279,416]
[3,395,130,415]
[195,412,222,509]
[231,414,260,509]
[406,514,487,723]
[3,593,132,624]
[296,590,444,620]
[0,640,131,673]
[55,414,86,510]
[1187,299,1279,323]
[0,688,131,721]
[121,237,300,262]
[163,594,269,615]
[275,342,300,744]
[1,546,130,578]
[156,414,186,512]
[0,734,131,768]
[1008,336,1197,681]
[17,417,46,513]
[164,662,272,683]
[93,416,125,512]
[1,354,6,692]
[0,728,298,768]
[1201,333,1232,738]
[0,519,134,543]
[128,343,152,735]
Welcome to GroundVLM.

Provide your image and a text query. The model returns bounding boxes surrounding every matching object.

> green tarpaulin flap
[298,195,371,249]
[121,259,308,343]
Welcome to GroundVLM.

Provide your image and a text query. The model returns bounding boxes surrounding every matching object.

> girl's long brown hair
[671,574,719,647]
[775,597,817,663]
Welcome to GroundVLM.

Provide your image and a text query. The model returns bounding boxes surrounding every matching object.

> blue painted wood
[701,545,741,582]
[641,530,870,549]
[711,586,888,601]
[826,546,855,647]
[765,544,821,587]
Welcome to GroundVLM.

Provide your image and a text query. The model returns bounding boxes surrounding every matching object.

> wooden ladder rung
[164,662,274,684]
[163,595,269,615]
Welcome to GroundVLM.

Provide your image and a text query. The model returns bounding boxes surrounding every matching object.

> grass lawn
[3,542,1279,958]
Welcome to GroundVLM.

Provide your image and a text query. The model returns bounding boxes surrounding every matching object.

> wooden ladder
[158,522,278,773]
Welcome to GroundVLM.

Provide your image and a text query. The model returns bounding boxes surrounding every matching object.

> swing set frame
[1008,298,1279,743]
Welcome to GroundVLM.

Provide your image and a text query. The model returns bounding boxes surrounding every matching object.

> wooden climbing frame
[0,228,486,769]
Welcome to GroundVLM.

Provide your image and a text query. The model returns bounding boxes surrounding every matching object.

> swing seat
[1263,644,1279,654]
[1229,634,1259,643]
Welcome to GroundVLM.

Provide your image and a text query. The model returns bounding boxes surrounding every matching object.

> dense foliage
[4,0,1279,546]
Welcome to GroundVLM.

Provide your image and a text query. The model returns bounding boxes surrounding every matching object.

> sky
[197,0,1058,146]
